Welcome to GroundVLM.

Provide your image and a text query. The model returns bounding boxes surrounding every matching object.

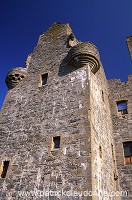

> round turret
[5,67,27,89]
[68,42,100,74]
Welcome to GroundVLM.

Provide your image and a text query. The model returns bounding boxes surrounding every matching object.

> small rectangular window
[123,142,132,164]
[99,145,102,159]
[41,73,48,86]
[53,136,60,149]
[101,90,104,102]
[1,161,10,178]
[117,101,128,115]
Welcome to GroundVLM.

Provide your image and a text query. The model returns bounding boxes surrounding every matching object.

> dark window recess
[1,161,10,178]
[99,146,102,158]
[41,73,48,86]
[53,136,60,149]
[123,142,132,164]
[101,91,104,102]
[117,101,128,115]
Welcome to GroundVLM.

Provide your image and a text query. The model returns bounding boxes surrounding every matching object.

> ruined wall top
[108,74,132,86]
[23,22,101,75]
[108,74,132,108]
[37,22,76,46]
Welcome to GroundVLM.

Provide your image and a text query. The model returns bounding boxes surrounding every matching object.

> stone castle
[0,23,132,200]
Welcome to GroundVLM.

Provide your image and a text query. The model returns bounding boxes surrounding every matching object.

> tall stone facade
[0,23,131,200]
[108,76,132,199]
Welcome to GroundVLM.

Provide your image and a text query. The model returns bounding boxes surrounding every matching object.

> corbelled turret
[68,42,100,74]
[5,67,27,89]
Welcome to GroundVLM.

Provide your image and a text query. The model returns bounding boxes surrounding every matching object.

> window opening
[1,161,10,178]
[99,146,102,159]
[41,73,48,86]
[123,142,132,164]
[117,101,128,115]
[101,90,104,102]
[53,136,60,149]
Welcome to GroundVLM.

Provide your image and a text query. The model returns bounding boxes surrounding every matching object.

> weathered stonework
[126,36,132,60]
[108,76,132,200]
[0,22,131,200]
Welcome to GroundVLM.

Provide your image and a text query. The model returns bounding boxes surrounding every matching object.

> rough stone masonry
[0,23,131,200]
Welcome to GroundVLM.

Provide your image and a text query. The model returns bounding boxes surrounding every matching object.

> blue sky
[0,0,132,109]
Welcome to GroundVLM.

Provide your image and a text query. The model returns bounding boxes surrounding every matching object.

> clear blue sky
[0,0,132,109]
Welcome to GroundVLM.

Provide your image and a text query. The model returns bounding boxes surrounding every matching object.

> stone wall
[0,23,92,200]
[89,64,120,200]
[0,22,129,200]
[108,75,132,200]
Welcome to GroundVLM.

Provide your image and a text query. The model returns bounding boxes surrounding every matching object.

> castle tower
[0,23,128,200]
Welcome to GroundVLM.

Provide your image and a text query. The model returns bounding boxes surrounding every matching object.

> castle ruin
[0,23,132,200]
